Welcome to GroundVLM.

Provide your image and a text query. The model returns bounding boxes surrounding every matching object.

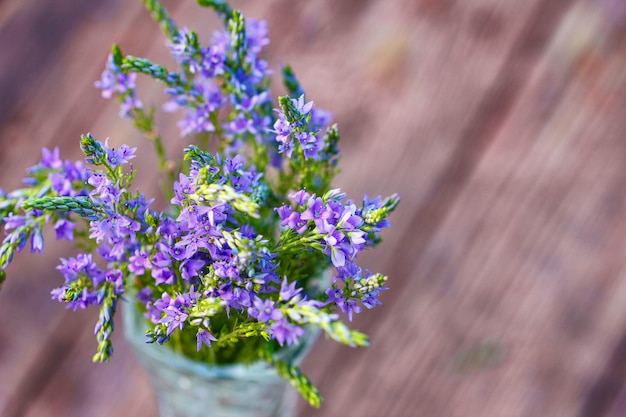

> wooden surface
[1,0,626,416]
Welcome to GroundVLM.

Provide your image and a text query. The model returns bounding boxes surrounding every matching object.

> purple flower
[245,19,270,55]
[169,245,188,261]
[176,203,215,229]
[297,132,323,160]
[289,190,311,206]
[279,277,302,303]
[219,284,252,311]
[273,117,292,143]
[89,213,138,244]
[196,329,217,351]
[172,174,195,205]
[341,299,362,322]
[301,196,331,225]
[95,53,142,117]
[49,172,73,196]
[56,254,94,279]
[155,269,176,285]
[276,207,309,235]
[170,82,224,136]
[233,92,269,113]
[136,288,153,305]
[321,223,344,247]
[168,27,199,69]
[87,171,108,190]
[270,318,304,346]
[199,46,225,78]
[105,269,124,295]
[277,138,294,158]
[292,95,314,116]
[325,287,344,306]
[338,205,364,231]
[227,113,256,136]
[129,250,151,275]
[310,107,333,130]
[105,141,136,166]
[249,297,282,322]
[54,219,75,241]
[362,293,382,309]
[40,147,63,170]
[4,214,25,231]
[30,227,44,253]
[160,306,189,336]
[276,205,293,222]
[150,250,175,284]
[51,287,98,311]
[181,258,205,280]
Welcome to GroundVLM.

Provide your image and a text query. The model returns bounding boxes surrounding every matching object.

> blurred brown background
[1,0,626,416]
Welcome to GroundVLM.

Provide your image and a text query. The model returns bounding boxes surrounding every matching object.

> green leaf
[322,321,369,347]
[281,64,304,97]
[271,357,322,408]
[21,197,99,220]
[111,44,124,66]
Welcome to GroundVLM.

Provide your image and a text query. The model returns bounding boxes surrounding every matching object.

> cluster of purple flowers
[50,138,142,307]
[0,147,89,263]
[276,189,397,320]
[95,53,142,118]
[161,17,273,148]
[273,95,327,161]
[277,189,368,268]
[138,149,290,347]
[0,1,398,407]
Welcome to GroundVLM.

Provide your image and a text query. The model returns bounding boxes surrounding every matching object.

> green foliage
[321,321,369,347]
[93,289,118,363]
[21,196,100,219]
[227,10,247,68]
[281,64,304,97]
[265,353,323,408]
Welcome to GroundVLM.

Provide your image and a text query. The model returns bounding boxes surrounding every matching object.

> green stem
[140,0,178,40]
[279,232,322,252]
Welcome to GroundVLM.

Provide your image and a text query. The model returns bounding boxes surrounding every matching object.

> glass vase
[122,298,320,417]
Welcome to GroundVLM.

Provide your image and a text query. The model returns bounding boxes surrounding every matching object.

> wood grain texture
[1,0,626,416]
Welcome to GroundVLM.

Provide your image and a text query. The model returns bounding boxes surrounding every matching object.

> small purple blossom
[129,249,150,275]
[105,140,136,166]
[30,227,44,253]
[160,306,189,336]
[341,299,362,322]
[249,297,282,322]
[301,197,331,225]
[196,329,217,351]
[53,219,75,241]
[292,95,314,116]
[270,318,304,346]
[40,147,63,170]
[325,287,344,307]
[289,190,311,206]
[279,277,302,303]
[181,258,204,280]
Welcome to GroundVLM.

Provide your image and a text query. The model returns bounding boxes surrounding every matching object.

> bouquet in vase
[0,0,398,407]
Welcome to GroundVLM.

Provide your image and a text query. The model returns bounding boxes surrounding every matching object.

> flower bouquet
[0,0,398,411]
